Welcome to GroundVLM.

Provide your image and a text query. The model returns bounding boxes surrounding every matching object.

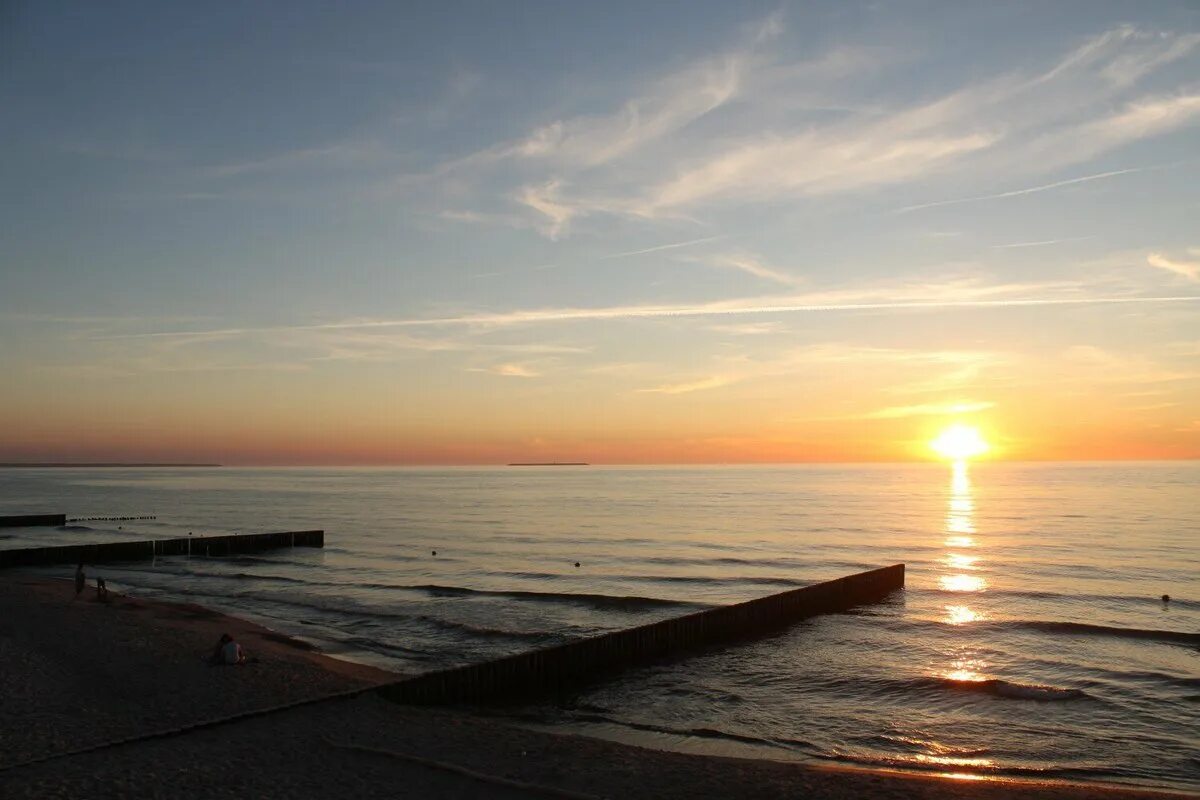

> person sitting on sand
[74,563,85,598]
[210,633,246,665]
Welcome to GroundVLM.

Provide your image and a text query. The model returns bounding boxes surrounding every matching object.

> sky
[1,1,1198,465]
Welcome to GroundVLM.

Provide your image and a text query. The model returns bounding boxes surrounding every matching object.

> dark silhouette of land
[0,463,220,468]
[507,462,589,466]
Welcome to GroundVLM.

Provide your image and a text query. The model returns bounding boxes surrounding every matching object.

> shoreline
[0,575,1191,799]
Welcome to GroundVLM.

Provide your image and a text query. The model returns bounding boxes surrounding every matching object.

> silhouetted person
[1162,594,1170,603]
[210,633,230,664]
[96,577,108,603]
[74,563,85,598]
[210,633,246,665]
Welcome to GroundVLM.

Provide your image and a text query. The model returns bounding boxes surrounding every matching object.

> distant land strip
[0,463,221,468]
[507,462,589,466]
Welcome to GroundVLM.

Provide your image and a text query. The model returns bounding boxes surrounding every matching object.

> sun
[930,424,989,461]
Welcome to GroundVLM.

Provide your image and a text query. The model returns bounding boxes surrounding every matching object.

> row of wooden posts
[0,529,324,569]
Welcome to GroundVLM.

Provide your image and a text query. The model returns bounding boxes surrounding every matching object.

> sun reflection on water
[940,460,987,594]
[943,657,990,682]
[945,604,984,624]
[940,573,987,592]
[934,458,992,764]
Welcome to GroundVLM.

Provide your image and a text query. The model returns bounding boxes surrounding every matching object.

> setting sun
[930,424,990,461]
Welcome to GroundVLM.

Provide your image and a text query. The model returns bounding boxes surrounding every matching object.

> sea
[0,463,1196,793]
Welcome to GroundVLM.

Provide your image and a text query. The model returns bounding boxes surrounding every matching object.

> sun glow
[930,424,990,460]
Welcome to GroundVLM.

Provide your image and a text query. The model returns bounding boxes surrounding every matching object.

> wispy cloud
[485,363,541,378]
[101,284,1200,341]
[432,24,1200,231]
[509,56,742,169]
[1094,29,1200,87]
[636,344,1001,396]
[514,180,580,240]
[641,131,995,215]
[857,401,995,419]
[1061,344,1198,384]
[706,254,805,287]
[1147,248,1200,281]
[638,376,734,394]
[709,321,786,335]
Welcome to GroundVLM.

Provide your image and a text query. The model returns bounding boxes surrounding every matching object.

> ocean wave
[409,584,706,612]
[950,587,1199,610]
[106,577,577,644]
[251,594,570,643]
[239,574,698,613]
[414,613,566,643]
[633,574,807,588]
[126,566,702,615]
[1005,620,1200,645]
[810,672,1092,702]
[552,711,814,752]
[817,748,1094,778]
[897,615,1200,646]
[1092,669,1200,690]
[922,676,1089,701]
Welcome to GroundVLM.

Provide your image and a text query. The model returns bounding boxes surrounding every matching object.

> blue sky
[1,1,1198,463]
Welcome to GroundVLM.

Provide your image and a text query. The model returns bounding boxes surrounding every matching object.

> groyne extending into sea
[0,514,67,528]
[379,563,904,705]
[0,529,324,568]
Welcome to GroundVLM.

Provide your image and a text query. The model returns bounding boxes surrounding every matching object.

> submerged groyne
[379,563,904,705]
[0,530,324,568]
[0,514,67,528]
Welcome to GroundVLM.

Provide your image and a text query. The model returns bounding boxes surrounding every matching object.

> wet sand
[0,576,1189,799]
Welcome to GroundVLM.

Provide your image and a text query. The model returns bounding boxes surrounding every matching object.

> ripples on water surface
[1,463,1196,791]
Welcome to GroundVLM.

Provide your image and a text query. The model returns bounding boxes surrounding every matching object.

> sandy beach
[0,576,1190,800]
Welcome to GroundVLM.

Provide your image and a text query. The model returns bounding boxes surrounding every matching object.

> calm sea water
[1,463,1197,792]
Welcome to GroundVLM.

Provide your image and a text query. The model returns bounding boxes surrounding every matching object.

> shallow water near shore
[1,462,1197,792]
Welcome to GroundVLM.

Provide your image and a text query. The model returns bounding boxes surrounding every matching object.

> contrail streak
[991,236,1094,249]
[100,295,1200,339]
[894,166,1163,214]
[599,235,726,259]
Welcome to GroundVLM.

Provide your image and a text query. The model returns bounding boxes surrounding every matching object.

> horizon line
[3,457,1196,468]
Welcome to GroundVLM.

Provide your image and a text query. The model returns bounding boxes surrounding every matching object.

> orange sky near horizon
[3,379,1196,465]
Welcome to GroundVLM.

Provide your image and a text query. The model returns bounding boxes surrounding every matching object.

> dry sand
[0,576,1190,799]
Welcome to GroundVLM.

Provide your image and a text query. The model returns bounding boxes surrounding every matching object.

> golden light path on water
[930,459,997,777]
[940,460,987,600]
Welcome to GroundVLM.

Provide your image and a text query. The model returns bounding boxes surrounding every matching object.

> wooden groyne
[0,514,67,528]
[0,530,324,569]
[379,563,904,706]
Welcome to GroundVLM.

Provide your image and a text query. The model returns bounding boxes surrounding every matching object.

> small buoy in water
[432,550,437,556]
[574,562,580,568]
[1162,594,1170,603]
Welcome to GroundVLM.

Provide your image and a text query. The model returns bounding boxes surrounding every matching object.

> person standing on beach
[74,563,85,598]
